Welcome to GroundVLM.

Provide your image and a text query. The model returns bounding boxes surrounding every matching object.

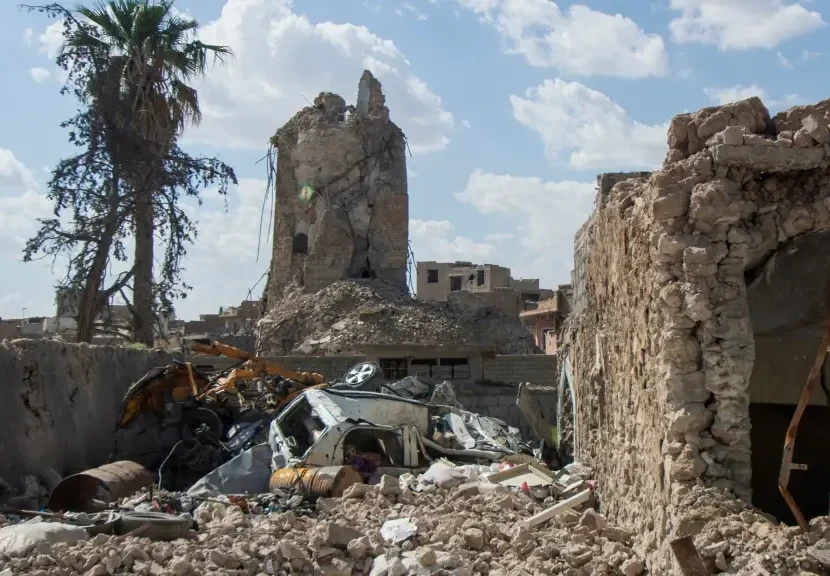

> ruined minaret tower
[264,71,409,308]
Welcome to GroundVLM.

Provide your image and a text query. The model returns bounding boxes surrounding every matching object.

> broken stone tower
[264,71,409,309]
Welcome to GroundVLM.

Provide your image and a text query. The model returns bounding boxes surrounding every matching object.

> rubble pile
[673,486,830,575]
[0,473,649,576]
[257,280,538,356]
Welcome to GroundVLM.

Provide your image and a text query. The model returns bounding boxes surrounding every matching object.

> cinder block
[497,395,517,407]
[489,406,510,422]
[478,395,499,407]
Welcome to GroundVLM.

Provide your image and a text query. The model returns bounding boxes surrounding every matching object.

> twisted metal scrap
[778,311,830,532]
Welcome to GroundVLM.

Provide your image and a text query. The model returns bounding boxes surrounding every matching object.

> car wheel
[342,362,382,389]
[181,407,224,440]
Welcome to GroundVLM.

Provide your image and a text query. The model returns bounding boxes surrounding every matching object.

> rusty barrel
[48,461,153,512]
[269,465,362,498]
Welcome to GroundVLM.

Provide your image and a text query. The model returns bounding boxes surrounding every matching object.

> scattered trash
[114,511,192,541]
[488,462,556,488]
[268,465,363,499]
[47,461,153,512]
[522,487,593,529]
[0,522,88,556]
[380,518,418,543]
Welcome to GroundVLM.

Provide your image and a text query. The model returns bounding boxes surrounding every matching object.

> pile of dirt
[257,280,539,356]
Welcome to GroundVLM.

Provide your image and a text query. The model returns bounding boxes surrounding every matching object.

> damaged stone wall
[566,97,830,570]
[0,339,171,488]
[265,71,408,306]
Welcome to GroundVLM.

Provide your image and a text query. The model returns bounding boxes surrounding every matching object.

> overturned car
[270,388,530,473]
[185,385,538,498]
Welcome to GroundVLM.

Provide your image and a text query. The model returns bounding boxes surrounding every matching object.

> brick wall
[482,354,558,387]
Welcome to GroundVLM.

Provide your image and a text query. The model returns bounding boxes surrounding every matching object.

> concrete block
[478,395,499,407]
[489,406,510,422]
[497,395,517,407]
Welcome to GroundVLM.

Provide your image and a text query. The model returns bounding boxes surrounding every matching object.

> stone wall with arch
[565,96,830,571]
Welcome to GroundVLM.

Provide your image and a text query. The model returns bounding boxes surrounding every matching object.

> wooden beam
[670,536,709,576]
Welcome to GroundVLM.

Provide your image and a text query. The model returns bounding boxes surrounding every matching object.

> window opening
[292,233,308,254]
[380,358,408,380]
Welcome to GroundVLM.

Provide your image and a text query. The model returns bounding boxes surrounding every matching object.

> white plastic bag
[0,522,88,557]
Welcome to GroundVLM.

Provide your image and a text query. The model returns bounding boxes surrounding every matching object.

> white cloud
[456,170,595,284]
[777,52,793,68]
[776,93,802,108]
[399,3,429,20]
[38,20,64,59]
[485,232,514,241]
[456,0,669,78]
[0,149,51,254]
[703,85,802,112]
[409,219,499,262]
[669,0,825,50]
[461,119,471,128]
[0,149,37,190]
[29,67,51,83]
[704,84,769,105]
[510,78,667,171]
[803,49,821,60]
[23,28,33,45]
[187,178,269,262]
[189,0,454,155]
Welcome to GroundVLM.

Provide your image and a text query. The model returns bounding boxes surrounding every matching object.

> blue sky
[1,0,828,320]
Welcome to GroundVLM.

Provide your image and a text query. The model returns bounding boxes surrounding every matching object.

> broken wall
[0,339,172,487]
[566,97,830,570]
[265,71,408,306]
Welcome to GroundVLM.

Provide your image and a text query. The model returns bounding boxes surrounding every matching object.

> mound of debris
[257,280,539,355]
[0,470,646,576]
[672,486,830,575]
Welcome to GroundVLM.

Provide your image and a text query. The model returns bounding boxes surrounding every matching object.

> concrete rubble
[0,465,647,576]
[257,280,538,356]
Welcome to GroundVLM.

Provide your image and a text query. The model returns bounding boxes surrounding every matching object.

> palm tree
[66,0,231,345]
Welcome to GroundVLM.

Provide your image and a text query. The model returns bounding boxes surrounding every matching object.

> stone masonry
[566,96,830,571]
[264,71,409,307]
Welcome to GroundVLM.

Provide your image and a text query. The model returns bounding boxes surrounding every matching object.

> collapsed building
[264,70,409,303]
[257,71,542,367]
[563,97,830,573]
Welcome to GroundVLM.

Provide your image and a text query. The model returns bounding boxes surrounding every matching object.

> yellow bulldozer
[111,339,328,490]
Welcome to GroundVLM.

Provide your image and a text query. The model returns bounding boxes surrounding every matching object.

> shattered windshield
[277,397,327,457]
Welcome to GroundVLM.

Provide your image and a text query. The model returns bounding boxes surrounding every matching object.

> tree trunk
[133,185,155,346]
[76,277,100,343]
[75,178,122,343]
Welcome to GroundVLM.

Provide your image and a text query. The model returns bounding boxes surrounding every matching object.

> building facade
[416,261,552,317]
[519,285,572,355]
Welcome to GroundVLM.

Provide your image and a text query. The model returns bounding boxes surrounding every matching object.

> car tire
[340,362,384,390]
[180,407,224,440]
